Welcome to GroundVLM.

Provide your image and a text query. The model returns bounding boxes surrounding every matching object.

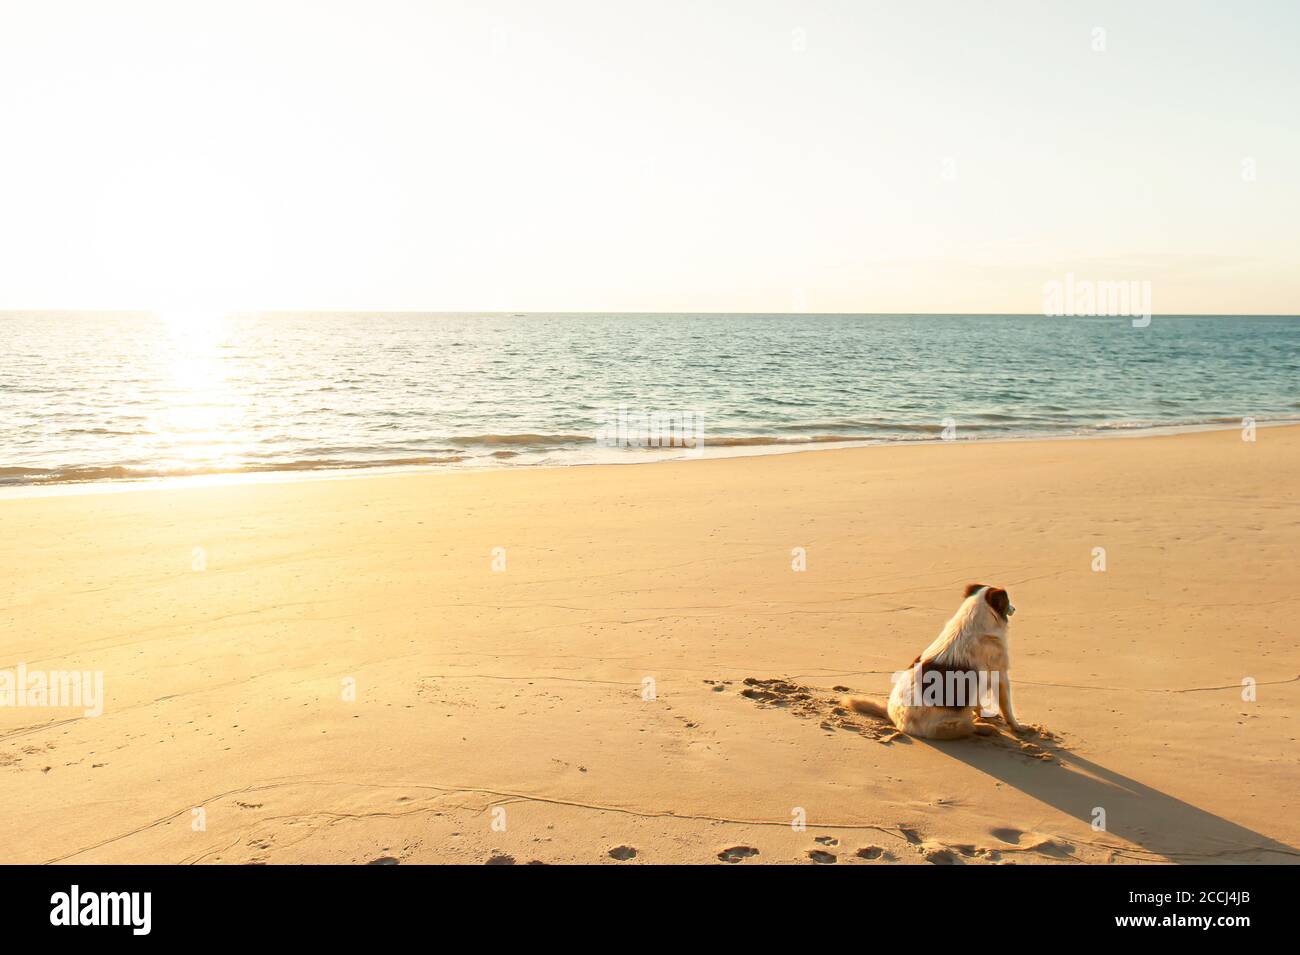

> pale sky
[1,0,1297,314]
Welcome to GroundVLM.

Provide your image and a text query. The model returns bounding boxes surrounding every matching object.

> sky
[1,0,1297,314]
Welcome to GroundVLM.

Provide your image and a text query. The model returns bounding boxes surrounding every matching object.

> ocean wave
[449,433,595,446]
[704,434,898,447]
[6,416,1299,487]
[0,456,466,486]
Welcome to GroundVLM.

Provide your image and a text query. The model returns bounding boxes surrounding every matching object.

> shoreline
[3,415,1296,500]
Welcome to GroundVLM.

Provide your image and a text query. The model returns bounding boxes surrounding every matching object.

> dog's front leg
[997,670,1027,733]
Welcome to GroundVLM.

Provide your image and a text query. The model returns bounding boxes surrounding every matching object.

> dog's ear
[964,583,987,598]
[984,587,1010,619]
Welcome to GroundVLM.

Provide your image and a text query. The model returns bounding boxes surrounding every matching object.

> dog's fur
[844,584,1027,740]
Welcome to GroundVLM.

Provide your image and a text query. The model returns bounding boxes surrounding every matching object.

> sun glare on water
[139,306,253,479]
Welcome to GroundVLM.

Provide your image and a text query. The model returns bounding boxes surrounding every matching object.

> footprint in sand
[923,847,960,865]
[900,827,995,865]
[739,677,902,741]
[856,846,895,861]
[717,845,760,863]
[807,849,837,864]
[741,678,809,705]
[988,827,1073,858]
[1018,740,1054,761]
[608,845,638,861]
[1025,838,1074,859]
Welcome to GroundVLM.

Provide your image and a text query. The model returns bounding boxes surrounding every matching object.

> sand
[1,425,1297,865]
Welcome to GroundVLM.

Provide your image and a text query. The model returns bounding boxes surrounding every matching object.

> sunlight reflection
[145,310,251,472]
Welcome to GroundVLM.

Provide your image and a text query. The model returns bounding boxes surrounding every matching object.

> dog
[845,584,1028,740]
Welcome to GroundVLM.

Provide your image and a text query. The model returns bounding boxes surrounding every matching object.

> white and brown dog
[845,584,1028,740]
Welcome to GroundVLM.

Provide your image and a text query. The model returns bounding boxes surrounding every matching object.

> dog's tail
[842,696,891,722]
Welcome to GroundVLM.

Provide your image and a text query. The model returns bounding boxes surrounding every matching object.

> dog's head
[964,582,1015,621]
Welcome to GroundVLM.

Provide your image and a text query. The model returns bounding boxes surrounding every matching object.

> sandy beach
[1,425,1297,865]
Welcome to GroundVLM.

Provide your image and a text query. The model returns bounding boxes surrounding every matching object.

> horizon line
[3,309,1300,319]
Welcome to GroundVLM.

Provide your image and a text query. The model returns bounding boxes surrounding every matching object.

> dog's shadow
[923,732,1299,863]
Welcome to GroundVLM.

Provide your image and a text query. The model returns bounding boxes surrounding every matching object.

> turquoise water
[1,312,1296,485]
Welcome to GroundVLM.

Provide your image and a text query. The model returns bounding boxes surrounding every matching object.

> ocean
[1,312,1296,487]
